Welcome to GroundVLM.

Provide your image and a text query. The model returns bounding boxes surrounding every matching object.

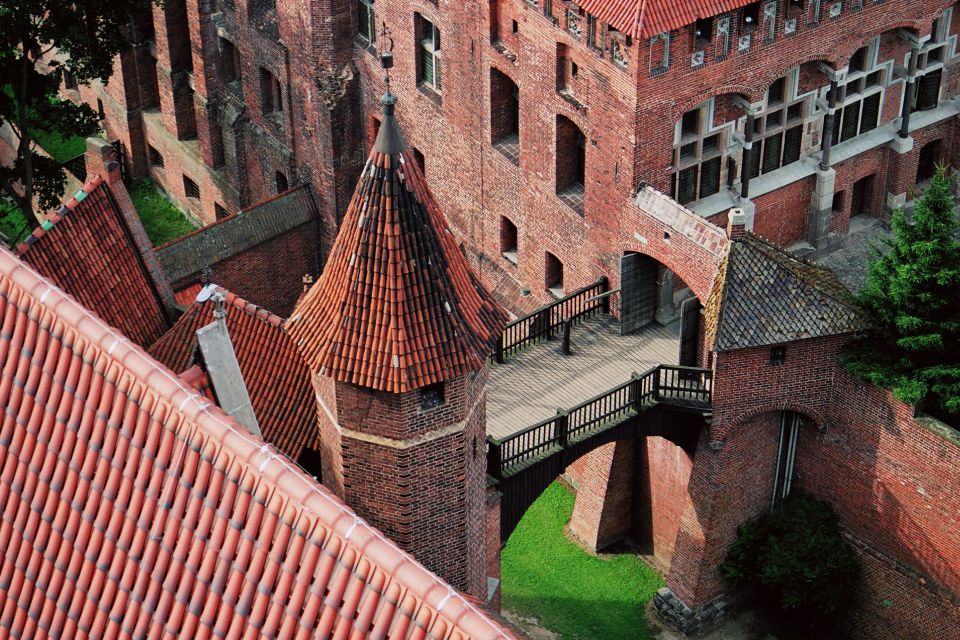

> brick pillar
[568,439,635,552]
[311,368,490,598]
[186,0,224,168]
[486,485,503,610]
[656,412,782,634]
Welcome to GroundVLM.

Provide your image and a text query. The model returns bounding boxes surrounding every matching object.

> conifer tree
[846,166,960,421]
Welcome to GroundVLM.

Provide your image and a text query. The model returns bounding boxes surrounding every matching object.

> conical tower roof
[287,94,506,393]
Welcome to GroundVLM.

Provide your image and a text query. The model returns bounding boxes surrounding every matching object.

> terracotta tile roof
[149,287,317,461]
[0,246,517,640]
[578,0,756,39]
[287,97,506,393]
[712,234,865,351]
[15,176,171,347]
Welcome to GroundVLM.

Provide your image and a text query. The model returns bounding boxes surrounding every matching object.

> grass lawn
[129,179,197,246]
[501,482,663,640]
[32,128,87,164]
[0,200,30,247]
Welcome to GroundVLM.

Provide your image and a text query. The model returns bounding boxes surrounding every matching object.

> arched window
[275,171,289,193]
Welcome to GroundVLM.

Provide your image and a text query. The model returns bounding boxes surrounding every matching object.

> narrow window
[220,38,241,83]
[97,99,105,120]
[215,203,230,220]
[183,175,200,199]
[545,252,563,297]
[417,16,442,92]
[771,412,802,510]
[275,171,288,193]
[769,346,786,365]
[586,14,597,48]
[912,69,942,112]
[694,17,713,45]
[149,146,164,168]
[741,2,761,30]
[63,70,78,90]
[358,0,377,45]
[259,68,282,113]
[556,115,586,214]
[491,68,520,163]
[419,383,445,410]
[501,217,518,263]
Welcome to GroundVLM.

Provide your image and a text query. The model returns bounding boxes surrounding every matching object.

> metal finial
[212,291,227,322]
[379,22,396,96]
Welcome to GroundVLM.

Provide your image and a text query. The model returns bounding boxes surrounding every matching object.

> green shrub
[721,492,859,617]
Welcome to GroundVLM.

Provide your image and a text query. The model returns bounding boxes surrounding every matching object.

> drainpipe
[819,79,839,171]
[740,112,755,200]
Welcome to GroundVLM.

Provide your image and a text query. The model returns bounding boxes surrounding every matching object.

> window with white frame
[671,101,724,204]
[747,74,806,179]
[910,10,952,113]
[417,16,442,92]
[358,0,376,45]
[832,39,885,144]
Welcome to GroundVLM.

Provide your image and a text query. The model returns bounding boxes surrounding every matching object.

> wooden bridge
[485,279,713,541]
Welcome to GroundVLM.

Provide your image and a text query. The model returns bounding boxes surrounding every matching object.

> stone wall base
[653,588,727,636]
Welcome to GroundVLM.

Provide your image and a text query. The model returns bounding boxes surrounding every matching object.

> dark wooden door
[851,175,873,217]
[620,253,657,335]
[678,296,701,367]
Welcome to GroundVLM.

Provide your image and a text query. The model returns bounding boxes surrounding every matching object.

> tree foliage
[0,0,148,228]
[844,167,960,421]
[721,492,859,617]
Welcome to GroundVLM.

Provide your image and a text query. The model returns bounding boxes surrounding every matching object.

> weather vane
[379,22,396,97]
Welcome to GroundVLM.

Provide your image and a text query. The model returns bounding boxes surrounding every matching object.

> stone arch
[618,242,713,304]
[727,402,829,434]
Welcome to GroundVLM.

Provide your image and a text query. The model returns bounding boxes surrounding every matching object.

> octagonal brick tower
[287,92,506,596]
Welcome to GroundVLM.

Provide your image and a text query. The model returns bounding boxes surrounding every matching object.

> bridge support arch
[657,408,819,633]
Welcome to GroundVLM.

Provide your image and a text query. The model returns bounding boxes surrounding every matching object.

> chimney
[195,290,263,438]
[727,208,748,240]
[84,137,122,185]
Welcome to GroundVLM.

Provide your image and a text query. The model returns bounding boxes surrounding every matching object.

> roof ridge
[15,175,106,255]
[0,246,515,639]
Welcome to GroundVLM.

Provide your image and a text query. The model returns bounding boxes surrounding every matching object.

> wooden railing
[487,364,712,480]
[493,277,609,363]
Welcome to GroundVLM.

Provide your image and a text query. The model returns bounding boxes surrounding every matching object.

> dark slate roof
[712,234,864,351]
[0,246,517,640]
[287,96,507,393]
[149,287,317,461]
[16,176,171,347]
[156,185,318,285]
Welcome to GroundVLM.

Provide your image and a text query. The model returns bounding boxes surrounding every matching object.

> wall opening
[545,252,563,298]
[556,115,586,214]
[500,217,518,264]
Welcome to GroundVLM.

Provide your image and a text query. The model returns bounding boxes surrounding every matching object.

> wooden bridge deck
[486,315,680,440]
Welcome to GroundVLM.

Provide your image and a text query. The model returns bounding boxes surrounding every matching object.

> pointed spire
[287,93,506,393]
[373,93,406,155]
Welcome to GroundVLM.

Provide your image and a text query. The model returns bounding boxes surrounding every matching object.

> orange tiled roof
[15,176,171,347]
[0,246,517,639]
[578,0,756,38]
[149,287,317,461]
[287,96,506,393]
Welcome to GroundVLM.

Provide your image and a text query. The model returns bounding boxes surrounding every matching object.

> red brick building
[55,0,960,637]
[65,1,959,308]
